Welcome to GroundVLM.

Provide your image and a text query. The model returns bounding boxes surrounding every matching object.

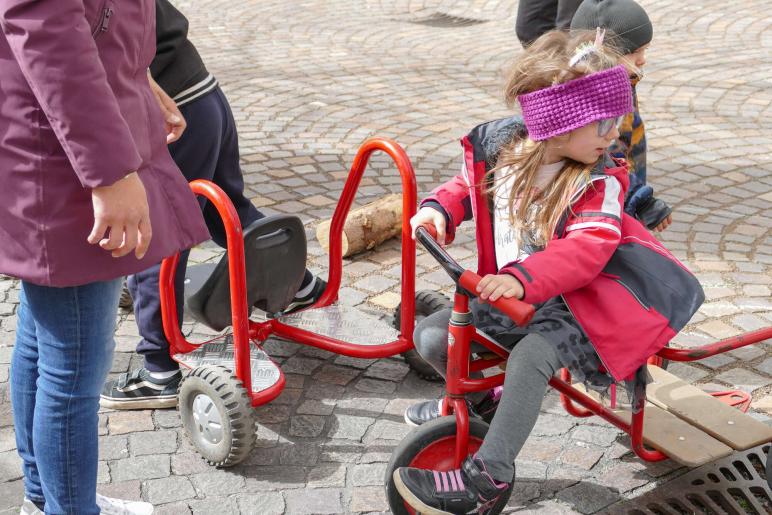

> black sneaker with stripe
[393,455,510,515]
[279,277,327,316]
[100,368,181,410]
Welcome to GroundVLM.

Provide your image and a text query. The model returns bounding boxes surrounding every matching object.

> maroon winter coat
[0,0,208,286]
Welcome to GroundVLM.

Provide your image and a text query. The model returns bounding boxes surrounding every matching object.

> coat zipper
[613,278,649,310]
[92,7,113,37]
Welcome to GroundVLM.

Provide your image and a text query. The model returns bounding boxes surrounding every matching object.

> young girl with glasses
[394,29,703,514]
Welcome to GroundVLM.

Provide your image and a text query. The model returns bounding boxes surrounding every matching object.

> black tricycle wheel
[393,290,452,381]
[384,416,515,514]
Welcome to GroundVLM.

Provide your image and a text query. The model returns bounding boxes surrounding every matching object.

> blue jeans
[11,279,121,514]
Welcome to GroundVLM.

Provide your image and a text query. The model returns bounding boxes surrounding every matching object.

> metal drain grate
[607,444,771,515]
[408,13,488,27]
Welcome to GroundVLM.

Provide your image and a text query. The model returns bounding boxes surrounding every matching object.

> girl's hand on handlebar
[477,273,524,302]
[410,207,446,244]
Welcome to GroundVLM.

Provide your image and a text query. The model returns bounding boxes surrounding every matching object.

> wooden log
[316,194,402,257]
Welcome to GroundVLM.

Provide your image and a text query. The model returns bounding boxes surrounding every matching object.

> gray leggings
[414,308,561,482]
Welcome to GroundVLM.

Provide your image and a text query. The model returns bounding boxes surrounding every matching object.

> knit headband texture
[518,65,633,141]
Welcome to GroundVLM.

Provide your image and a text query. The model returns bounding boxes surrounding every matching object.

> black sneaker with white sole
[404,398,482,427]
[100,368,181,410]
[280,276,327,316]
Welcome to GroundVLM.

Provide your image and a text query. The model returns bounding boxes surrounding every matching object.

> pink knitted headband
[518,65,633,141]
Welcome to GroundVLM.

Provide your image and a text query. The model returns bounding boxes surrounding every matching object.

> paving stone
[146,476,196,505]
[715,368,769,393]
[281,356,325,375]
[280,441,321,466]
[327,414,374,441]
[296,399,335,416]
[243,465,307,491]
[532,413,576,436]
[354,378,397,394]
[290,414,327,437]
[189,497,239,515]
[0,427,16,453]
[349,485,389,513]
[284,487,343,514]
[191,469,246,497]
[754,357,772,376]
[99,434,129,461]
[556,481,620,514]
[594,462,650,493]
[313,364,360,385]
[570,426,621,447]
[171,452,213,475]
[348,463,387,486]
[151,501,191,515]
[236,492,286,515]
[129,429,178,456]
[110,455,170,482]
[363,359,410,381]
[97,480,142,503]
[363,419,412,444]
[0,450,22,482]
[559,443,604,471]
[307,463,347,488]
[107,410,154,435]
[153,409,182,429]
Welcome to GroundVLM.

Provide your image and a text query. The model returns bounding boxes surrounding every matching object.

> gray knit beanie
[570,0,653,54]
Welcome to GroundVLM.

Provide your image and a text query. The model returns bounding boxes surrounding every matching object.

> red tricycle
[384,226,772,514]
[158,138,443,467]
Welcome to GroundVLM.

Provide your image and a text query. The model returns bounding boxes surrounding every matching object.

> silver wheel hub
[191,393,223,445]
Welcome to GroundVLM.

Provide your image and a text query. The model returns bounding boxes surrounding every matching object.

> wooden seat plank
[571,383,732,467]
[645,365,772,451]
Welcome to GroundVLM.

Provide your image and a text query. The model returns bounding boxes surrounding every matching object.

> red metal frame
[160,138,419,406]
[436,289,772,467]
[249,137,419,358]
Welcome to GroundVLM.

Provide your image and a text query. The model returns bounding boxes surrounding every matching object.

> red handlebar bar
[459,271,535,326]
[416,224,535,327]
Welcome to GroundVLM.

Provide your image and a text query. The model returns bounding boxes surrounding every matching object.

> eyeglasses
[597,116,623,137]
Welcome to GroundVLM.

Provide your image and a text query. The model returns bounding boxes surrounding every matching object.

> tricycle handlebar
[415,226,535,327]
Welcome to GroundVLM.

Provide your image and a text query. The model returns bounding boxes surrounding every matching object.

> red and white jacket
[424,117,704,380]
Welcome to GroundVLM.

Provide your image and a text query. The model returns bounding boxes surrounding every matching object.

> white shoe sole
[99,394,178,410]
[392,469,455,515]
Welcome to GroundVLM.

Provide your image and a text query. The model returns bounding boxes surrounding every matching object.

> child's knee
[413,309,451,362]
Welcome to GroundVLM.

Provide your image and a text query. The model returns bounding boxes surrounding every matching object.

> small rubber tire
[178,365,256,467]
[393,290,452,382]
[384,416,514,515]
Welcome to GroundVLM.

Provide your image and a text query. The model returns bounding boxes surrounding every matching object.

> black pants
[130,87,263,372]
[515,0,583,47]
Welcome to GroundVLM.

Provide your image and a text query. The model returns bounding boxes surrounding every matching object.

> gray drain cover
[607,444,771,514]
[408,13,488,27]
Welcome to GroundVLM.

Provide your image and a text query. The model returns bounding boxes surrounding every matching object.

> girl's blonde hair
[488,30,623,248]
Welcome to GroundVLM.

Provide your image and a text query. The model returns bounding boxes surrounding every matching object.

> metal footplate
[276,304,400,346]
[174,335,281,394]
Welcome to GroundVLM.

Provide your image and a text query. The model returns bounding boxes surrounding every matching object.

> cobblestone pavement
[1,0,772,513]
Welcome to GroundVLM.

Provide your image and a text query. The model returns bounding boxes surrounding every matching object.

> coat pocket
[91,1,114,40]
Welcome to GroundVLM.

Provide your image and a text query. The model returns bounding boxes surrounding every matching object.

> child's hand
[653,213,673,232]
[477,273,524,302]
[410,207,446,244]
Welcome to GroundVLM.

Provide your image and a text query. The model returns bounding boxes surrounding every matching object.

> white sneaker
[20,498,43,515]
[96,494,153,515]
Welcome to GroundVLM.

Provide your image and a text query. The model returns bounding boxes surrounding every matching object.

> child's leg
[413,308,452,377]
[476,333,562,482]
